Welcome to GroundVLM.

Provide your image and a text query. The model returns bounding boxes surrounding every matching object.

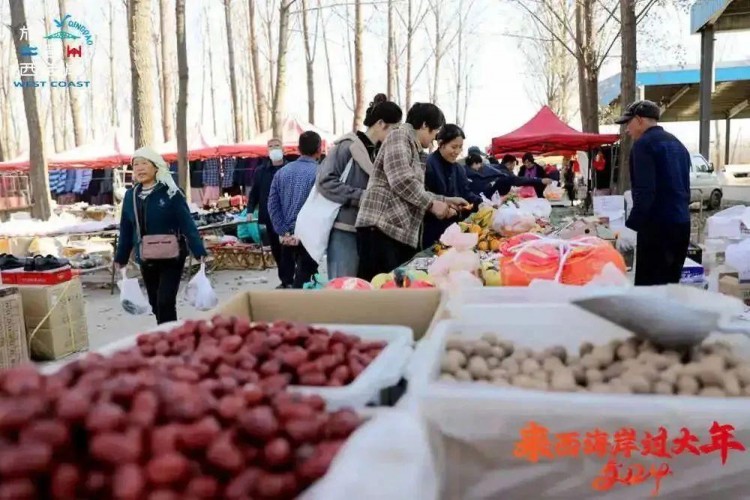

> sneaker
[0,254,26,270]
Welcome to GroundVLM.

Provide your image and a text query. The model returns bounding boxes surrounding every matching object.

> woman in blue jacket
[422,124,482,249]
[115,147,207,324]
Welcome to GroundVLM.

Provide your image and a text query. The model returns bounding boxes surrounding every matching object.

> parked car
[689,153,723,209]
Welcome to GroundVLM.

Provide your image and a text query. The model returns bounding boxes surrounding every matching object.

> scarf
[132,146,180,198]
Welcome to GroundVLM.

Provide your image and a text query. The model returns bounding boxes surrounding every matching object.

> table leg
[110,234,118,295]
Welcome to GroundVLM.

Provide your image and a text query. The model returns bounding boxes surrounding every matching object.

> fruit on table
[438,334,750,397]
[0,319,368,498]
[381,268,435,289]
[481,267,502,286]
[325,277,373,290]
[371,273,394,289]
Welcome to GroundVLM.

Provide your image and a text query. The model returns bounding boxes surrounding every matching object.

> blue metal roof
[691,0,733,33]
[598,60,750,105]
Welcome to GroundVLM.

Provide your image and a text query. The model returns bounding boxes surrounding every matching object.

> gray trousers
[327,228,359,279]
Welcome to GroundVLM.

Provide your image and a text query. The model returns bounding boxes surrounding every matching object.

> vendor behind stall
[519,153,549,197]
[495,154,551,197]
[464,153,501,198]
[422,124,482,248]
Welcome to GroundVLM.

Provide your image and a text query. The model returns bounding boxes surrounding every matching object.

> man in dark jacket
[464,153,500,198]
[247,138,293,288]
[617,100,691,286]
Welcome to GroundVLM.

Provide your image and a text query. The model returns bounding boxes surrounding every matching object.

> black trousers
[357,227,415,281]
[287,243,318,289]
[140,255,187,324]
[635,222,690,286]
[264,223,294,287]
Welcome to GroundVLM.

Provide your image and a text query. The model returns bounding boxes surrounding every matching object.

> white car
[689,153,723,209]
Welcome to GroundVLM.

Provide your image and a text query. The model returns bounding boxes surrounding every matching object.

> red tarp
[490,106,619,155]
[217,117,334,157]
[0,129,135,172]
[153,128,222,161]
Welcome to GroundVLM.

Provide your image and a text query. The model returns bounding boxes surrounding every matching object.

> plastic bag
[543,182,564,201]
[726,238,750,280]
[492,205,536,236]
[615,226,637,251]
[440,223,478,251]
[518,186,537,198]
[516,198,552,219]
[185,262,219,311]
[118,269,151,315]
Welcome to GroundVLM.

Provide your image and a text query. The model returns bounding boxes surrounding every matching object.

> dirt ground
[83,268,282,351]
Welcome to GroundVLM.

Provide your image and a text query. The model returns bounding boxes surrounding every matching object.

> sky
[2,0,750,159]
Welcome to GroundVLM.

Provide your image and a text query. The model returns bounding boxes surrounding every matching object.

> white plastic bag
[726,238,750,280]
[185,262,218,311]
[516,197,552,218]
[118,269,151,315]
[492,205,536,235]
[295,160,353,263]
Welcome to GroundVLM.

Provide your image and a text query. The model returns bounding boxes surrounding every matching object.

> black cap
[467,146,484,156]
[615,100,661,124]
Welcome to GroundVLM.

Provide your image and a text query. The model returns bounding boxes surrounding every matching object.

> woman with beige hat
[114,147,207,324]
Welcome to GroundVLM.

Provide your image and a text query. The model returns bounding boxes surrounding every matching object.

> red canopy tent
[153,128,221,161]
[217,117,334,157]
[0,129,135,172]
[490,106,619,156]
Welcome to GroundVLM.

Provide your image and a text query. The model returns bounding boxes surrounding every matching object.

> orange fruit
[477,241,489,251]
[489,239,501,252]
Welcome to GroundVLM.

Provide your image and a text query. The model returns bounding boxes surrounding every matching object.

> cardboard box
[3,266,73,286]
[17,278,89,360]
[0,286,29,369]
[681,258,705,283]
[719,275,750,306]
[212,289,446,340]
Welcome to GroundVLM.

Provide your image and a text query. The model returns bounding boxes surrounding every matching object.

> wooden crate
[208,244,275,271]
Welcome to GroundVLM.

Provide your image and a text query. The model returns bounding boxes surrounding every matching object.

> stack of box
[0,285,28,369]
[1,265,73,285]
[17,277,89,361]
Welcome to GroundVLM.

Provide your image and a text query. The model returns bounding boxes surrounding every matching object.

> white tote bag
[295,159,353,263]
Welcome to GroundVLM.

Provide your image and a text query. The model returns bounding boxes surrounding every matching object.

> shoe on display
[0,254,26,270]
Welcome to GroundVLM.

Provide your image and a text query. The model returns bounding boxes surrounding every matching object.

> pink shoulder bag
[133,189,180,260]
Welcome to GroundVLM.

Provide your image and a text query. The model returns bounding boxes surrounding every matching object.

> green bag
[303,274,328,290]
[237,208,261,244]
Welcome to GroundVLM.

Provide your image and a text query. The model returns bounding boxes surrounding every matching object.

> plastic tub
[41,321,413,410]
[402,305,750,499]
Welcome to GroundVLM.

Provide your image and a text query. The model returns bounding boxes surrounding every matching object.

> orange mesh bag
[560,237,626,285]
[499,236,626,287]
[499,238,561,286]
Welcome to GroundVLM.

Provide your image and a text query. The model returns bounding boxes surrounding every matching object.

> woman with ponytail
[317,93,403,279]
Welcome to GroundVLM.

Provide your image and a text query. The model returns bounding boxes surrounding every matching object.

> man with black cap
[615,99,691,286]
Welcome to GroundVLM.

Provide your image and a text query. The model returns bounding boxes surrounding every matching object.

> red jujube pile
[0,316,378,499]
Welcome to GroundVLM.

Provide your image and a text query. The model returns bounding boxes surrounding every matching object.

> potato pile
[439,333,750,397]
[0,317,366,499]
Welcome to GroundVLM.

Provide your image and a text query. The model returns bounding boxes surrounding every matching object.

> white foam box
[403,304,750,499]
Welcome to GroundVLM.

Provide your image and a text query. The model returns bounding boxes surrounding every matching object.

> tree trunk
[129,0,157,148]
[224,0,242,142]
[583,0,599,133]
[387,0,395,100]
[271,1,294,138]
[455,0,463,125]
[160,0,175,141]
[320,0,337,134]
[575,0,589,132]
[352,0,364,131]
[248,0,266,131]
[58,0,85,146]
[43,7,64,152]
[109,1,119,127]
[431,1,441,104]
[176,0,189,195]
[405,0,413,111]
[301,0,315,123]
[617,0,636,193]
[9,0,51,220]
[207,12,218,136]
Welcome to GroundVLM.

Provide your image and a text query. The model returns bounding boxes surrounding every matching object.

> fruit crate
[42,321,414,410]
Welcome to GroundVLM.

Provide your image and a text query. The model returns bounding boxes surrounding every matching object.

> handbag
[133,188,180,260]
[295,159,354,263]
